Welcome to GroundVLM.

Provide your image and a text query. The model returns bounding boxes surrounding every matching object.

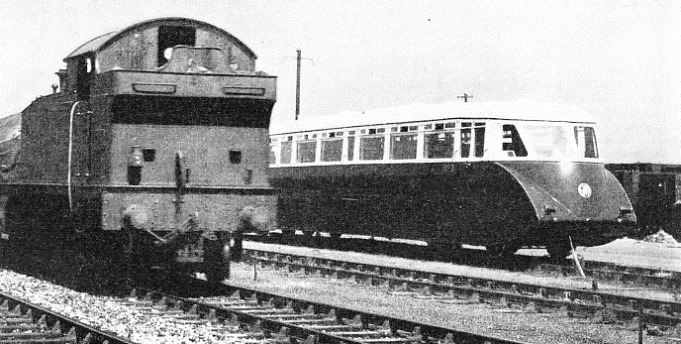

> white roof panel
[270,100,595,135]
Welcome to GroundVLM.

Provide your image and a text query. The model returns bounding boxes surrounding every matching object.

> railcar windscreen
[516,123,599,159]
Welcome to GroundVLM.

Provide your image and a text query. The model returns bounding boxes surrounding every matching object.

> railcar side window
[280,138,292,165]
[347,134,355,161]
[360,136,385,160]
[424,124,455,159]
[321,138,342,162]
[297,139,317,163]
[502,125,528,157]
[474,122,486,157]
[390,133,417,160]
[460,123,471,158]
[574,126,599,158]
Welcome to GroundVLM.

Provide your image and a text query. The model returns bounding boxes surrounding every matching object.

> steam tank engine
[269,101,636,258]
[0,18,277,282]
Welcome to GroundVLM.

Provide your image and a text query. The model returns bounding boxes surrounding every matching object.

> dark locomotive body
[0,18,277,281]
[270,102,636,257]
[606,163,681,240]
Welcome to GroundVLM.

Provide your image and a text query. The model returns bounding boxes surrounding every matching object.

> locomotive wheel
[203,236,230,284]
[546,241,572,260]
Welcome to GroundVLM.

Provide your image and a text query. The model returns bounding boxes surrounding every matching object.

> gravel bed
[230,262,681,344]
[576,237,681,272]
[0,269,237,344]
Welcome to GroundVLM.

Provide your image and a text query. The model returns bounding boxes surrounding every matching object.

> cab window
[575,126,599,158]
[502,124,528,157]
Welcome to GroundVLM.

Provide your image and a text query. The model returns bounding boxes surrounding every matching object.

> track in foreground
[143,272,532,344]
[0,291,134,344]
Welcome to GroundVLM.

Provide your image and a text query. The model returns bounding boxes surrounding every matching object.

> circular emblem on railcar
[578,183,592,198]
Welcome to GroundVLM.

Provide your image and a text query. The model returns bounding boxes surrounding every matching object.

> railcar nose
[497,161,636,224]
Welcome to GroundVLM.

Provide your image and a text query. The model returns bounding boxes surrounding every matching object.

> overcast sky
[1,1,678,163]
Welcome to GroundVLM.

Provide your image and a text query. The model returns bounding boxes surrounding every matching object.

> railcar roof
[270,100,596,135]
[65,17,256,61]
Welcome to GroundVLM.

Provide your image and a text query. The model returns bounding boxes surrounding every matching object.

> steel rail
[243,235,681,290]
[0,291,135,344]
[244,249,681,329]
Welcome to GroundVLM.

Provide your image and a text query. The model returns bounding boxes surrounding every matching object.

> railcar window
[347,135,355,161]
[360,136,385,160]
[474,123,486,157]
[280,141,292,165]
[424,132,454,159]
[574,126,599,158]
[502,125,528,157]
[390,134,417,160]
[321,139,342,162]
[460,123,472,158]
[297,140,317,163]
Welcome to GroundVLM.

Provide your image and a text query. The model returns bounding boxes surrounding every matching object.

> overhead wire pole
[295,49,301,120]
[457,93,473,102]
[285,49,312,120]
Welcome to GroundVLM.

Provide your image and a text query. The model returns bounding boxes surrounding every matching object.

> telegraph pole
[457,93,473,102]
[295,49,301,120]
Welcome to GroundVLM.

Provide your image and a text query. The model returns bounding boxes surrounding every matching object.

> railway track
[0,291,134,344]
[242,248,681,332]
[245,235,681,289]
[538,260,681,289]
[144,273,531,344]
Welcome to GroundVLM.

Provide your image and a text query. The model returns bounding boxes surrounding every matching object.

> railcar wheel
[486,241,521,258]
[546,241,572,260]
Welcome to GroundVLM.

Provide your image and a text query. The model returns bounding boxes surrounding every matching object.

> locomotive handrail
[67,101,83,212]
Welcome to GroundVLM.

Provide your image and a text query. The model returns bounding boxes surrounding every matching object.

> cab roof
[64,17,256,61]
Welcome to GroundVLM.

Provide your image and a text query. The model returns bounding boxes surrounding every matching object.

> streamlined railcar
[269,101,636,258]
[0,18,277,282]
